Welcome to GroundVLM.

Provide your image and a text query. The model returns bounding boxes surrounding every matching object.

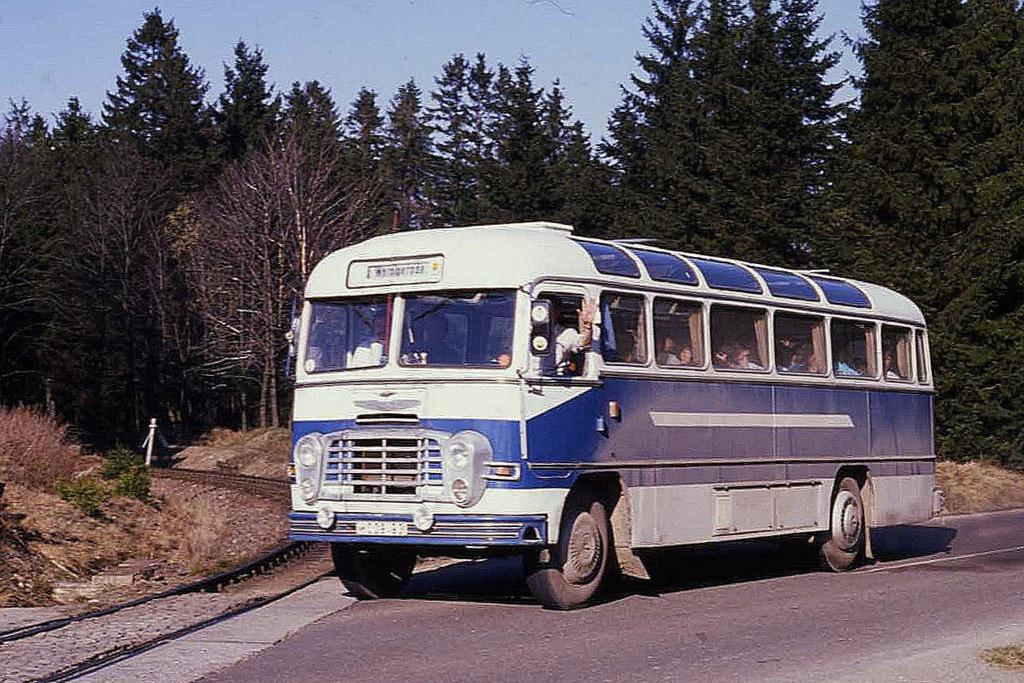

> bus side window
[539,293,586,376]
[831,319,877,379]
[600,293,648,365]
[916,329,930,383]
[653,298,703,367]
[710,305,768,371]
[881,325,912,381]
[775,313,827,375]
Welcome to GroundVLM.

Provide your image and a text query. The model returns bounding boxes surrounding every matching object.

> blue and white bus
[288,222,941,609]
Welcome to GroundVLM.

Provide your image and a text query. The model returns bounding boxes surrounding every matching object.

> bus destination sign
[348,255,444,288]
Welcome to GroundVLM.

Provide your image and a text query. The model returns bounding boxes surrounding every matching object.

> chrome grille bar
[321,428,449,501]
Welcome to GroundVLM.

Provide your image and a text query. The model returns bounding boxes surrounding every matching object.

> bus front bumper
[289,511,548,547]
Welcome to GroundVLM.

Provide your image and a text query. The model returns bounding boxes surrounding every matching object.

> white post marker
[144,418,157,467]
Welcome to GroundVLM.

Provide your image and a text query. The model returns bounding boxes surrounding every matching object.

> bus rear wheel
[819,477,865,572]
[331,545,416,599]
[525,496,611,610]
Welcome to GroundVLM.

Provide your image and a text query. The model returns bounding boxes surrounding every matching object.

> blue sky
[0,0,864,140]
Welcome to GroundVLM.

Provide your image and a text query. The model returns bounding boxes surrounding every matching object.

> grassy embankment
[0,407,287,606]
[936,460,1024,515]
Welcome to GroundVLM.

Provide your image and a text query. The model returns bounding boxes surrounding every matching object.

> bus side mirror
[285,301,301,378]
[529,300,552,356]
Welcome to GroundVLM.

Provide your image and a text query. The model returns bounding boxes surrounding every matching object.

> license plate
[355,520,408,537]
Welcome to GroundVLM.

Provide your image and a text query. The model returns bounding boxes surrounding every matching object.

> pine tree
[429,54,477,225]
[342,88,385,178]
[603,0,711,247]
[487,59,557,220]
[834,0,1024,466]
[384,79,434,230]
[0,102,57,406]
[282,80,341,152]
[603,0,842,262]
[217,41,279,160]
[103,9,216,189]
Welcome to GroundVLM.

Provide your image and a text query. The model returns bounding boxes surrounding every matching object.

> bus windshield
[305,296,392,373]
[400,291,515,368]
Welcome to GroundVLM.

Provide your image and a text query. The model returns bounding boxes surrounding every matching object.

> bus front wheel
[331,545,416,599]
[819,477,865,572]
[525,496,611,610]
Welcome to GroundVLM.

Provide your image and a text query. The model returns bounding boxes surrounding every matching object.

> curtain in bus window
[831,319,878,378]
[775,313,827,375]
[653,298,703,367]
[882,325,911,381]
[812,323,827,374]
[916,330,930,383]
[754,317,768,369]
[689,308,704,364]
[601,294,647,364]
[711,306,767,371]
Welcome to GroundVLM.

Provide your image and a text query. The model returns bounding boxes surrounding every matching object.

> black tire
[331,544,417,599]
[525,496,611,610]
[819,477,866,572]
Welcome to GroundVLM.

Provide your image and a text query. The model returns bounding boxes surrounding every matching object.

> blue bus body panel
[525,378,933,483]
[293,380,933,491]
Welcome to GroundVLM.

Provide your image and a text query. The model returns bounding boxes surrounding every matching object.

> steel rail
[36,569,330,683]
[0,542,313,645]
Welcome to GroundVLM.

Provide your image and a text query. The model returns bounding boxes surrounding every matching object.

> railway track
[0,467,328,683]
[149,467,291,500]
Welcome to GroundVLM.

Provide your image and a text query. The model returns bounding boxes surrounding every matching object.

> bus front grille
[322,430,445,500]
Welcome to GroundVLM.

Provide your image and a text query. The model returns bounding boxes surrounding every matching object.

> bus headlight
[296,437,320,468]
[443,431,491,508]
[293,433,324,503]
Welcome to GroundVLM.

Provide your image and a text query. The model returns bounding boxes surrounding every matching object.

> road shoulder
[75,578,354,683]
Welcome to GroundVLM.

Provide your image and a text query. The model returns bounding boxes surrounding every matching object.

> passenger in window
[658,335,680,366]
[730,344,763,371]
[659,335,694,366]
[678,345,694,365]
[547,297,596,376]
[419,314,463,365]
[783,346,808,373]
[883,350,902,380]
[348,307,387,368]
[834,345,862,377]
[713,342,734,369]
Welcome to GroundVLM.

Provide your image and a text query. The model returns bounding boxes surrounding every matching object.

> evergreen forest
[2,1,1023,468]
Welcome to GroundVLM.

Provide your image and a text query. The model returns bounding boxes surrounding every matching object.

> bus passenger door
[525,286,604,467]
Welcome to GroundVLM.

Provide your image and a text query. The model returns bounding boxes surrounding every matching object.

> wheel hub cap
[832,490,861,551]
[563,512,603,585]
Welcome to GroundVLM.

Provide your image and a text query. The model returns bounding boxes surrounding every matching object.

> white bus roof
[306,222,925,325]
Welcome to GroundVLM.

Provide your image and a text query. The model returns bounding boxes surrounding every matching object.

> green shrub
[56,476,110,517]
[101,444,143,481]
[112,466,150,501]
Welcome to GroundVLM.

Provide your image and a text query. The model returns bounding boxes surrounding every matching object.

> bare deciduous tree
[190,131,379,427]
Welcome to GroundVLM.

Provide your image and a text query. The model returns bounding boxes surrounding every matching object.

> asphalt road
[201,510,1024,682]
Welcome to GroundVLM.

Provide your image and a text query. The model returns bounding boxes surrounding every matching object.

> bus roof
[306,221,925,326]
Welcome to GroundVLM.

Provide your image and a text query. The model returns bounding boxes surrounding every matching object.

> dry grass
[983,644,1024,670]
[0,406,95,491]
[937,460,1024,515]
[178,427,290,478]
[164,494,232,573]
